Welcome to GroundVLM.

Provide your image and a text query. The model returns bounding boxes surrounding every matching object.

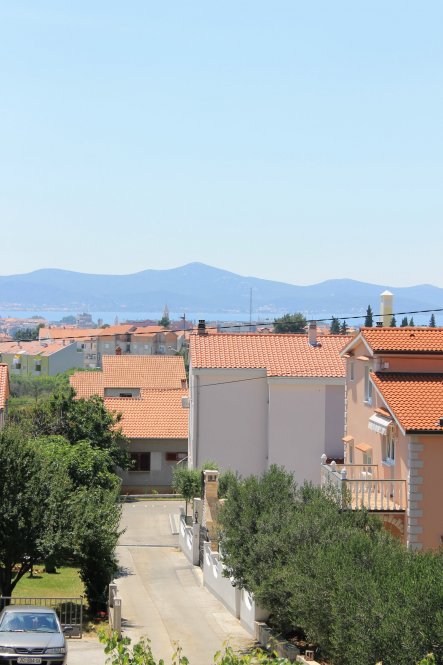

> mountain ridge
[0,263,442,317]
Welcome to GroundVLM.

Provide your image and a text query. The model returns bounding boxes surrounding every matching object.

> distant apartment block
[0,340,82,376]
[40,324,183,369]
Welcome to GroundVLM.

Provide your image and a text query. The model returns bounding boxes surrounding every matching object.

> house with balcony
[189,322,348,486]
[0,339,81,376]
[0,363,10,429]
[322,327,443,550]
[70,355,189,492]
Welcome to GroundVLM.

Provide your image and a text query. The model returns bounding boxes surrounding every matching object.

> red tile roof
[0,364,9,410]
[371,372,443,433]
[0,340,73,357]
[70,355,187,396]
[360,327,443,354]
[105,389,189,439]
[190,333,348,378]
[101,355,186,388]
[40,324,137,340]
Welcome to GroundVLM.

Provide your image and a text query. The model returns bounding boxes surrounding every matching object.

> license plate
[17,658,42,664]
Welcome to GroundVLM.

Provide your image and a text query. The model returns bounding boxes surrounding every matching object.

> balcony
[320,457,406,512]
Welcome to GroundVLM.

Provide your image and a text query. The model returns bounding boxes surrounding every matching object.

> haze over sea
[0,310,436,328]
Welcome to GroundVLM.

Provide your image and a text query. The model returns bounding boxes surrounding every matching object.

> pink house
[322,327,443,550]
[0,363,9,429]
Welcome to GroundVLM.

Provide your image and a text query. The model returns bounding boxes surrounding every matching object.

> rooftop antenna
[249,288,252,326]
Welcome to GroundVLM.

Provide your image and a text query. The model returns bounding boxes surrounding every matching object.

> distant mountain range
[0,262,442,320]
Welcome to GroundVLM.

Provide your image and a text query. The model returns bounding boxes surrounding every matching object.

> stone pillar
[407,440,424,551]
[203,470,220,550]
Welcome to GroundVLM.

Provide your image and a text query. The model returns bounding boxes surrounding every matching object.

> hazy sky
[1,2,442,286]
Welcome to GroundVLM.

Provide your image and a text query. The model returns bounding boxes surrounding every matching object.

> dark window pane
[140,453,151,471]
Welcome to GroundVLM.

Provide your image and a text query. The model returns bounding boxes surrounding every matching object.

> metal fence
[0,596,83,638]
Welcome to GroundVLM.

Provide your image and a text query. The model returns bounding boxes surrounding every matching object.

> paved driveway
[115,499,254,665]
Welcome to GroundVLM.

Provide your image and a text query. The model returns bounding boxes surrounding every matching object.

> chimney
[197,320,206,335]
[380,290,394,327]
[308,321,317,346]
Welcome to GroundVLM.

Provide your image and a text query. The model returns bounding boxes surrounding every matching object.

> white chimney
[380,291,394,327]
[308,321,317,346]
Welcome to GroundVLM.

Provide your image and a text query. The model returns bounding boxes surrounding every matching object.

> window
[35,361,41,372]
[350,361,354,381]
[166,452,187,462]
[364,366,373,403]
[363,450,372,466]
[119,393,133,398]
[349,442,354,464]
[130,452,151,471]
[383,428,395,463]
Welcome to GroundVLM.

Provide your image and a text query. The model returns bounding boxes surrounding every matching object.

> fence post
[113,597,122,638]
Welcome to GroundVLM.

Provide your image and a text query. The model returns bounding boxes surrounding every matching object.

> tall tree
[390,316,397,327]
[409,317,415,326]
[364,305,373,327]
[429,313,436,327]
[340,320,348,335]
[401,316,409,327]
[330,317,341,334]
[273,313,307,334]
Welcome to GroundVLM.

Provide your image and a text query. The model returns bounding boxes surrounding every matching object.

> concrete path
[115,499,254,665]
[67,636,107,665]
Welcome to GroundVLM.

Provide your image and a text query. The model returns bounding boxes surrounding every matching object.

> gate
[0,596,83,637]
[198,525,209,568]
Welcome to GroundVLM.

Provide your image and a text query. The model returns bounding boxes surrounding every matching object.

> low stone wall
[202,542,240,617]
[178,514,199,565]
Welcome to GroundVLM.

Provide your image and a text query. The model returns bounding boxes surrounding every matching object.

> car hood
[0,630,65,649]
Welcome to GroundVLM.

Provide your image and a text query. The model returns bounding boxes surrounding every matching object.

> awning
[368,413,393,435]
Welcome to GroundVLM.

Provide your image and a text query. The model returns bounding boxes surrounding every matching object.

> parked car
[0,605,71,665]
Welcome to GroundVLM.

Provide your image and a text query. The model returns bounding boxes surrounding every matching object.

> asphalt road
[115,499,254,665]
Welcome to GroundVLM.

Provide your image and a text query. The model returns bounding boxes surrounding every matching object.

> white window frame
[382,427,396,464]
[364,366,373,404]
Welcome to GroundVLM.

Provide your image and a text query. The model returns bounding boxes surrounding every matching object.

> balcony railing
[321,457,406,512]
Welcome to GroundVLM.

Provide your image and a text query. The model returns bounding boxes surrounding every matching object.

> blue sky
[1,1,442,286]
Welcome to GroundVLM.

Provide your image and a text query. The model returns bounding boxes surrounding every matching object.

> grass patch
[13,565,84,599]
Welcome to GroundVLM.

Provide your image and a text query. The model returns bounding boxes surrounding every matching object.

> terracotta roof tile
[40,324,137,340]
[105,389,189,439]
[371,372,443,432]
[360,327,443,354]
[70,355,187,397]
[0,340,73,357]
[190,333,348,378]
[0,364,9,410]
[101,356,186,388]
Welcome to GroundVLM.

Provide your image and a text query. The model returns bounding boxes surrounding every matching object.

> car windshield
[0,611,59,633]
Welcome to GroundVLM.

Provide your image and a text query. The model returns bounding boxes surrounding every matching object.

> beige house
[189,323,348,485]
[322,327,443,550]
[0,339,81,376]
[0,363,9,429]
[70,355,188,492]
[40,324,181,369]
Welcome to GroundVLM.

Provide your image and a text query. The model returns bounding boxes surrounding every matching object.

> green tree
[273,313,307,334]
[409,316,415,326]
[429,313,436,327]
[390,316,397,327]
[401,316,409,327]
[330,317,340,334]
[340,320,348,335]
[13,326,40,341]
[364,305,373,327]
[0,427,72,596]
[158,315,171,328]
[10,389,130,470]
[172,466,202,516]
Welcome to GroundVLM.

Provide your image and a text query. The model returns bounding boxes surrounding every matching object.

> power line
[186,306,443,333]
